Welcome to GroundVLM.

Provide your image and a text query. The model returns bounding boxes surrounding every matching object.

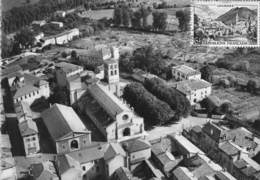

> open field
[213,88,260,122]
[2,0,40,12]
[78,9,114,20]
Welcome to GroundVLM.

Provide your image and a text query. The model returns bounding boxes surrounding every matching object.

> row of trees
[113,5,168,32]
[144,78,191,119]
[123,83,175,126]
[176,10,190,31]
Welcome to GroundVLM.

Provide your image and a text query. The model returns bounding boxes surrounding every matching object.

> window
[29,94,31,97]
[27,138,30,142]
[32,137,36,141]
[37,91,39,94]
[111,71,113,76]
[33,92,35,96]
[123,128,130,136]
[96,166,99,172]
[70,139,79,150]
[82,166,86,171]
[62,145,66,149]
[25,95,27,99]
[122,114,128,120]
[114,64,117,69]
[110,65,113,69]
[114,70,117,75]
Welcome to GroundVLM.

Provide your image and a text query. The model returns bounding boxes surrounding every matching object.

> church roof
[41,104,89,141]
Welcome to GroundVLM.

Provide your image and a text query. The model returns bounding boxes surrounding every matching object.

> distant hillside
[2,0,40,12]
[216,7,257,25]
[195,5,218,19]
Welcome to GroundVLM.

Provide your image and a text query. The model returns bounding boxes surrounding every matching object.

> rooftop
[1,134,11,149]
[13,84,39,99]
[175,79,211,95]
[172,65,201,76]
[172,167,197,180]
[66,142,108,164]
[31,161,58,180]
[41,103,89,141]
[121,138,151,153]
[219,141,240,156]
[104,143,126,161]
[15,101,33,121]
[88,83,130,120]
[56,62,82,74]
[19,119,38,137]
[168,134,205,155]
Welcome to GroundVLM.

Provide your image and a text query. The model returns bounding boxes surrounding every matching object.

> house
[174,79,212,105]
[34,32,44,43]
[32,20,47,27]
[172,167,197,180]
[41,36,56,47]
[50,21,64,28]
[56,154,83,180]
[30,161,59,180]
[12,74,50,106]
[104,142,127,178]
[0,135,17,180]
[15,101,33,123]
[55,28,80,45]
[150,138,182,177]
[57,142,108,180]
[41,103,91,154]
[18,118,40,156]
[55,10,66,17]
[121,138,151,170]
[55,62,84,87]
[168,134,205,159]
[80,83,146,142]
[172,65,201,81]
[233,155,260,180]
[112,167,140,180]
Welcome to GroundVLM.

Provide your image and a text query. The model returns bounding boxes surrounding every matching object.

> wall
[129,148,151,164]
[106,155,125,177]
[23,134,40,156]
[56,133,91,154]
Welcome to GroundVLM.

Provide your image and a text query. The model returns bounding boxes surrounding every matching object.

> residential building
[150,138,183,177]
[41,103,91,154]
[172,65,201,81]
[32,20,47,27]
[50,21,64,28]
[55,10,66,17]
[121,138,151,170]
[172,167,197,180]
[34,32,44,43]
[18,119,40,156]
[104,142,127,177]
[174,79,212,105]
[55,28,80,45]
[112,167,140,180]
[12,74,50,106]
[15,101,33,123]
[168,134,205,159]
[56,154,83,180]
[79,83,146,142]
[55,62,84,87]
[30,161,59,180]
[57,142,108,180]
[0,134,17,180]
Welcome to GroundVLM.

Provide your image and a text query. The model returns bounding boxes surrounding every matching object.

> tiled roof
[113,167,140,180]
[173,167,197,180]
[88,83,129,120]
[104,143,126,161]
[19,119,38,136]
[241,166,257,176]
[56,62,82,74]
[192,163,214,178]
[150,138,172,155]
[219,141,240,156]
[13,84,39,98]
[2,65,22,77]
[66,142,108,164]
[156,152,180,172]
[56,154,81,175]
[172,65,201,76]
[1,134,11,149]
[176,79,211,95]
[15,101,33,121]
[215,171,237,180]
[1,157,16,170]
[202,122,226,142]
[122,139,151,153]
[31,161,58,180]
[41,104,88,141]
[225,127,257,150]
[233,159,247,169]
[191,126,202,134]
[168,134,204,155]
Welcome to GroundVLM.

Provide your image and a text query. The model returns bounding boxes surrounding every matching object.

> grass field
[2,0,40,12]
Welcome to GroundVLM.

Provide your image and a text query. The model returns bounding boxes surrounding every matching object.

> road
[147,116,220,141]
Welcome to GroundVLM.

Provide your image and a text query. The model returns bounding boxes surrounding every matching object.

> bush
[144,78,191,119]
[123,83,175,126]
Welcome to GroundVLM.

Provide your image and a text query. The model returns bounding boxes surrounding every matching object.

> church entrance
[123,128,130,136]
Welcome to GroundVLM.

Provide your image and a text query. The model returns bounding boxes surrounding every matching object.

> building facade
[172,65,201,81]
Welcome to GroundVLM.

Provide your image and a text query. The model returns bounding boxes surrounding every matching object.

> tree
[144,78,191,119]
[13,28,35,49]
[61,51,67,58]
[220,102,232,114]
[71,50,77,60]
[131,10,142,29]
[247,79,257,94]
[200,65,213,82]
[113,6,123,26]
[176,10,189,31]
[123,83,175,126]
[153,11,167,31]
[140,5,151,28]
[122,6,132,27]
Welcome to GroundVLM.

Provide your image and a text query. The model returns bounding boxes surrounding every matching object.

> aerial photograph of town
[1,0,260,179]
[193,2,258,46]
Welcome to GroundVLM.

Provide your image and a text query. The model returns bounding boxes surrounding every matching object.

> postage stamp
[191,0,260,47]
